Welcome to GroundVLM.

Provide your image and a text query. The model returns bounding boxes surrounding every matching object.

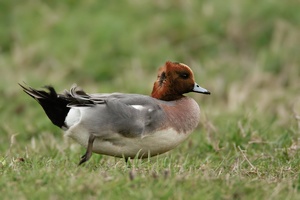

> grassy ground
[1,0,300,199]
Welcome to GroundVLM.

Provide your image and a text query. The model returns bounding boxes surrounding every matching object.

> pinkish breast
[160,97,200,134]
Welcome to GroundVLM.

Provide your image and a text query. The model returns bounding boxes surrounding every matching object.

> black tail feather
[19,83,71,128]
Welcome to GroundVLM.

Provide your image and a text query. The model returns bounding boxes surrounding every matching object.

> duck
[19,61,210,165]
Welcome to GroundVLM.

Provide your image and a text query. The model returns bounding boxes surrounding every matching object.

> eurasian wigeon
[20,61,210,165]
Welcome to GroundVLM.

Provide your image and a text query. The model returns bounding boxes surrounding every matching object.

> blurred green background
[0,0,300,199]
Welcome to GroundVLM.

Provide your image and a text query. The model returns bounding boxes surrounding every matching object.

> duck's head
[151,61,210,101]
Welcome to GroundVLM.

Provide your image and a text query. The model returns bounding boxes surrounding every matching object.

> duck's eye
[180,73,189,79]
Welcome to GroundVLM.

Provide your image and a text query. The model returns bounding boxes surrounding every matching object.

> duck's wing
[65,85,165,137]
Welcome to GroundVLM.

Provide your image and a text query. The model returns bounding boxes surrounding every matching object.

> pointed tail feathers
[19,84,71,128]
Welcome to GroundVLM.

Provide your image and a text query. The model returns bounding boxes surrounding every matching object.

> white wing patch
[131,105,145,110]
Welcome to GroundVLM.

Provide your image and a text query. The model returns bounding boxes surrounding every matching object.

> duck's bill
[192,83,211,95]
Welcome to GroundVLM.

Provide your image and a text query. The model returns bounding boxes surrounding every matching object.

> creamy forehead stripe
[179,63,189,68]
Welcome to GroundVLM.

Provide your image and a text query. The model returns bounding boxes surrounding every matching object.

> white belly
[65,125,191,158]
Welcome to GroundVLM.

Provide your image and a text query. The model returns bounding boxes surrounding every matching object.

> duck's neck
[151,82,184,101]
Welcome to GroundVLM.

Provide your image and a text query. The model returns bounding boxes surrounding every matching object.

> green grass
[1,0,300,199]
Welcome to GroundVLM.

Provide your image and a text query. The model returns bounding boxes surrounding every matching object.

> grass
[1,0,300,199]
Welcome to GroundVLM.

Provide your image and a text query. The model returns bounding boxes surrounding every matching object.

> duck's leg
[125,157,129,163]
[78,134,96,165]
[125,157,132,168]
